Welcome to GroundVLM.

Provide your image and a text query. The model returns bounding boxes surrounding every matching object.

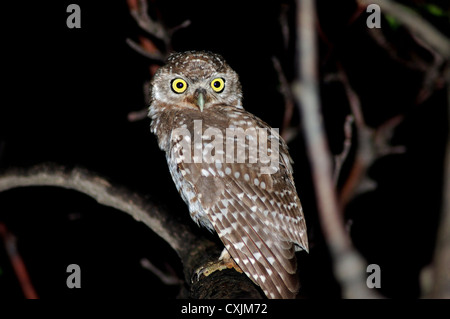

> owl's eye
[171,78,188,94]
[210,78,225,93]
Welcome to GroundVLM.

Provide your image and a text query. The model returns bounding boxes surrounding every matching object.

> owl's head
[149,51,243,113]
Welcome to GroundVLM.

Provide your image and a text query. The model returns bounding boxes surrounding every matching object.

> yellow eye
[211,78,225,93]
[171,78,188,93]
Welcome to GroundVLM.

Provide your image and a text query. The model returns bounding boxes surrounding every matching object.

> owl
[148,51,308,299]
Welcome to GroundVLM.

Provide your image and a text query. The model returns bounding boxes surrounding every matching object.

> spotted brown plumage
[148,51,308,299]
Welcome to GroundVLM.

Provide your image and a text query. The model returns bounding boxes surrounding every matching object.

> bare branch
[410,33,447,104]
[0,164,262,298]
[125,38,165,62]
[128,0,169,44]
[169,19,191,35]
[333,115,354,186]
[430,69,450,298]
[127,0,191,59]
[128,108,149,122]
[331,64,405,205]
[374,115,406,156]
[294,0,379,298]
[367,28,428,71]
[0,165,188,254]
[140,258,183,286]
[126,1,191,123]
[363,4,448,105]
[358,0,450,58]
[0,223,39,299]
[128,82,152,123]
[367,26,447,105]
[272,56,296,142]
[280,3,291,50]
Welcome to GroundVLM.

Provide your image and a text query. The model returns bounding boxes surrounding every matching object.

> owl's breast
[165,148,216,232]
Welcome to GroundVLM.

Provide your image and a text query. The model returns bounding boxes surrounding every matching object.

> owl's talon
[191,250,243,283]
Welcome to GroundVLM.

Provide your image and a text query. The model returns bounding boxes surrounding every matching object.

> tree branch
[0,223,39,299]
[430,69,450,298]
[125,38,165,63]
[364,13,447,105]
[272,56,296,143]
[0,164,262,298]
[126,0,191,123]
[333,115,354,186]
[293,0,379,298]
[329,64,405,206]
[358,0,450,58]
[128,0,170,45]
[140,258,183,286]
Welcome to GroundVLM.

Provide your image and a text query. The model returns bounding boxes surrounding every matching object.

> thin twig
[333,115,354,186]
[169,19,191,35]
[128,82,152,123]
[125,38,165,62]
[0,223,39,299]
[280,3,291,50]
[333,65,375,204]
[128,0,169,45]
[126,1,191,123]
[294,0,379,298]
[367,28,428,72]
[140,258,183,286]
[128,108,149,122]
[364,10,447,105]
[272,56,296,142]
[410,33,447,104]
[127,0,191,59]
[333,63,405,205]
[374,115,406,157]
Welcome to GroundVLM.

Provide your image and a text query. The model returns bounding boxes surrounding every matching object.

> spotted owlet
[148,51,308,299]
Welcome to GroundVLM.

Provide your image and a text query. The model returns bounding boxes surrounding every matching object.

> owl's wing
[170,108,308,299]
[210,172,302,299]
[217,109,309,252]
[178,146,307,298]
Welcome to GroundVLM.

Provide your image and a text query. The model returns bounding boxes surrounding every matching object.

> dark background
[0,0,447,298]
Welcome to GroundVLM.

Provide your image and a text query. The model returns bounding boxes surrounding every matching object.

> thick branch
[0,164,188,254]
[294,0,379,298]
[0,164,262,298]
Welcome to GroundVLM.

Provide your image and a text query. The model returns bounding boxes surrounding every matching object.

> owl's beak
[195,88,206,112]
